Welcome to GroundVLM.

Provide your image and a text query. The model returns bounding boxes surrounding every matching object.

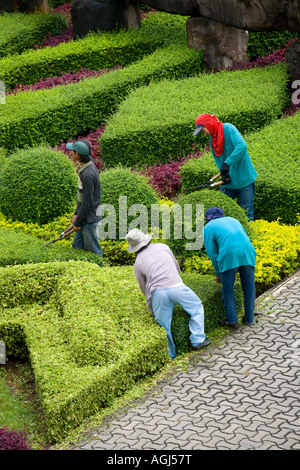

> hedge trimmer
[184,172,224,192]
[42,225,74,247]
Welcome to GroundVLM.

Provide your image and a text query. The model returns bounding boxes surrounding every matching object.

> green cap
[66,140,90,156]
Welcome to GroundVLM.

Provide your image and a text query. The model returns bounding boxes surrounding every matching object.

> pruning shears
[42,225,74,247]
[184,172,224,193]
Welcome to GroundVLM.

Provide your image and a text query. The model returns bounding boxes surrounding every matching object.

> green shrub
[100,64,289,168]
[0,11,67,59]
[0,44,203,152]
[0,227,108,268]
[171,272,243,355]
[165,189,251,259]
[247,30,297,60]
[0,12,188,89]
[0,147,77,224]
[100,168,159,238]
[246,112,300,224]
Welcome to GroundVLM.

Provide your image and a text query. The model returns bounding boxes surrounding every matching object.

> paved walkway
[69,270,300,450]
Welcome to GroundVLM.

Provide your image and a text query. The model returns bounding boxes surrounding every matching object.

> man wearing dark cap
[203,207,256,329]
[66,140,102,256]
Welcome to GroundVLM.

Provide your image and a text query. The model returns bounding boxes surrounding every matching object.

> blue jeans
[219,265,255,325]
[72,221,103,256]
[220,183,255,221]
[151,285,206,360]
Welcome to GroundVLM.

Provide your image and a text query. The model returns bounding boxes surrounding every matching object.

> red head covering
[195,114,225,156]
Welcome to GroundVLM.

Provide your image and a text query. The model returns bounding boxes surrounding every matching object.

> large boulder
[186,17,249,70]
[145,0,300,32]
[146,0,300,71]
[71,0,140,38]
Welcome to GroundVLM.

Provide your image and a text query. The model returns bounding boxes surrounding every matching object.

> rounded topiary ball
[167,188,252,257]
[100,168,159,239]
[0,146,77,225]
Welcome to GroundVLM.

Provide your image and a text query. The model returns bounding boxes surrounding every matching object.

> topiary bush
[0,147,77,225]
[165,189,251,259]
[100,168,159,239]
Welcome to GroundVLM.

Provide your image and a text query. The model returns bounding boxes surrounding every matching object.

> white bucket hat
[126,229,152,253]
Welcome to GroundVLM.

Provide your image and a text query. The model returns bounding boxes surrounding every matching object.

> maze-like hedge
[0,7,299,445]
[100,64,289,167]
[0,261,240,441]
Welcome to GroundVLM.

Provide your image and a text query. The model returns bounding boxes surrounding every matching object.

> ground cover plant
[0,5,299,448]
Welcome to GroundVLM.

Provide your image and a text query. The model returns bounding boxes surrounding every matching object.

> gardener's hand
[222,174,231,185]
[215,276,221,283]
[221,162,230,185]
[72,223,81,232]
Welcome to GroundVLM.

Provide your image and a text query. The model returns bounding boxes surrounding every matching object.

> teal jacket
[203,217,256,277]
[210,123,257,190]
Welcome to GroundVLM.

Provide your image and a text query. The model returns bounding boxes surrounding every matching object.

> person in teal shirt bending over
[203,207,256,329]
[193,114,257,221]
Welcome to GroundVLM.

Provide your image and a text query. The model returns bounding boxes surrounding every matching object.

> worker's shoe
[193,338,211,350]
[242,314,257,325]
[219,319,240,329]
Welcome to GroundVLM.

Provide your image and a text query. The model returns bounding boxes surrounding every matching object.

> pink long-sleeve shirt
[134,243,183,313]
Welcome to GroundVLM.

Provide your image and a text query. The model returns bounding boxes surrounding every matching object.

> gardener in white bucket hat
[126,229,210,360]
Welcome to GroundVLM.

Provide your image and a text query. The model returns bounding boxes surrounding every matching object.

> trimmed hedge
[100,168,160,239]
[0,12,188,89]
[0,147,77,225]
[100,64,289,168]
[246,111,300,224]
[165,189,251,259]
[0,11,67,59]
[180,111,300,225]
[0,260,243,441]
[0,44,203,152]
[0,262,169,441]
[0,227,108,267]
[247,30,297,60]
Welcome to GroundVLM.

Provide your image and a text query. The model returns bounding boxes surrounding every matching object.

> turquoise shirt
[210,123,257,190]
[203,217,256,276]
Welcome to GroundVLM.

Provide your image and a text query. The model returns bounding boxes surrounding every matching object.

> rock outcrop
[145,0,300,33]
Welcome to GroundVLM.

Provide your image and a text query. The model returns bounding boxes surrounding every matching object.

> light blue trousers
[151,285,206,360]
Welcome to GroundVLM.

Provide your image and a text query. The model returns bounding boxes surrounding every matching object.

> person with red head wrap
[193,114,257,221]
